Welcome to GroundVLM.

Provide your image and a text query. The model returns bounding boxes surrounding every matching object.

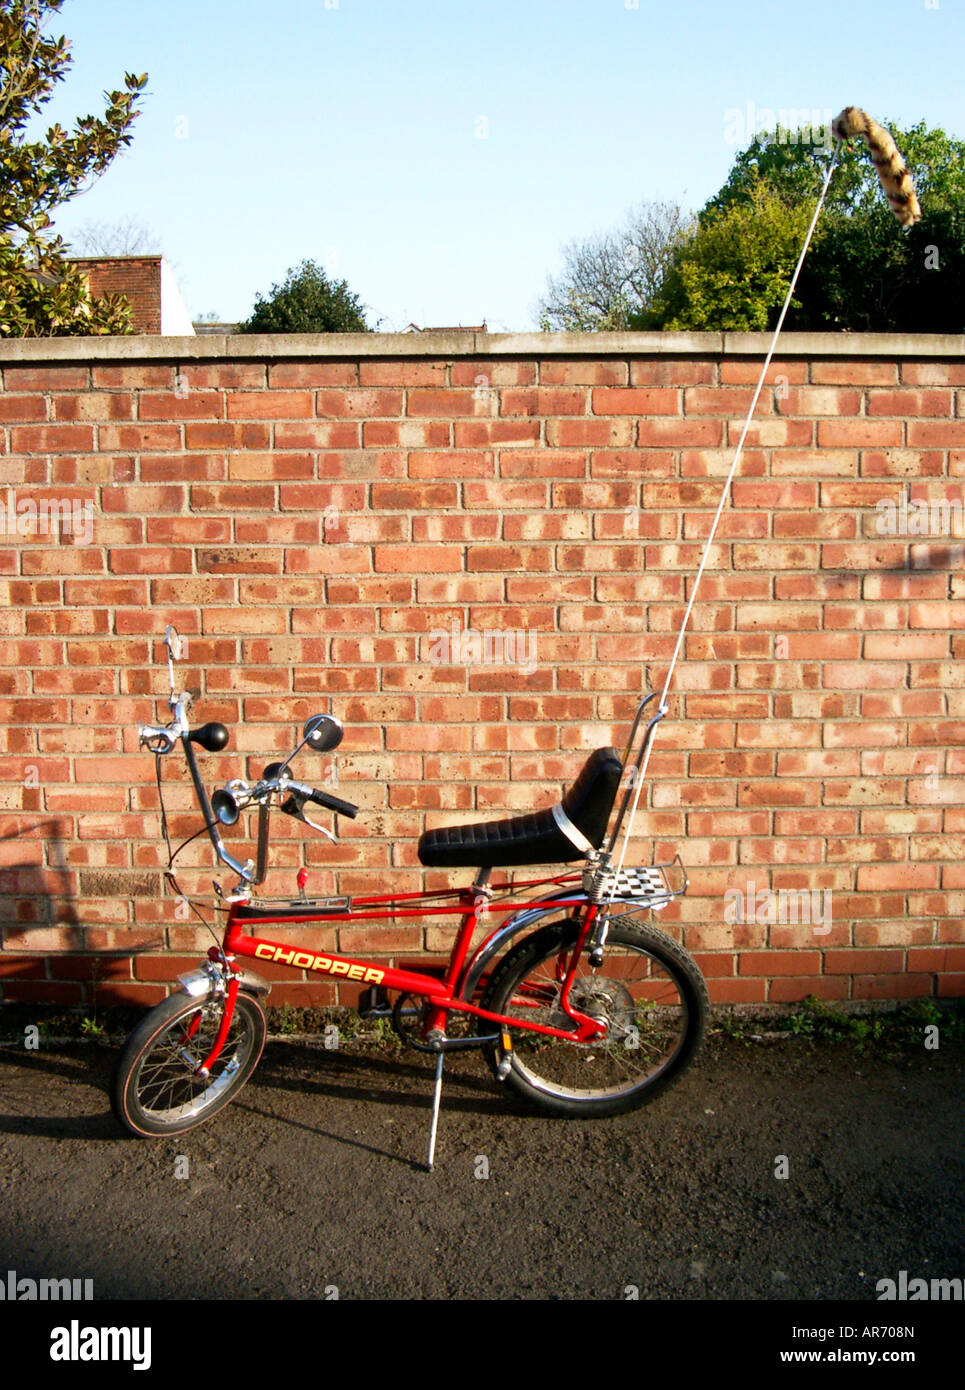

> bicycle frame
[192,873,608,1078]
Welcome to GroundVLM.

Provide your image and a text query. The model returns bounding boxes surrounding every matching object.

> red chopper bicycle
[111,627,709,1167]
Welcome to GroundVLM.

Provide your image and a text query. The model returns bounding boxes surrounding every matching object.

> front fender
[177,964,271,1000]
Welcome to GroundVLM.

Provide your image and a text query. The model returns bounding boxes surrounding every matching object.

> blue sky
[42,0,963,331]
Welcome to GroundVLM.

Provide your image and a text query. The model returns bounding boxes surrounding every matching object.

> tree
[536,200,693,331]
[0,0,148,335]
[70,214,158,257]
[647,120,965,332]
[643,179,814,331]
[238,259,371,333]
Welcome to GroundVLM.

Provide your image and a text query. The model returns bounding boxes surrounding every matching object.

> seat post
[472,867,492,892]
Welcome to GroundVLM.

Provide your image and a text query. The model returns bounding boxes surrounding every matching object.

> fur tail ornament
[832,107,922,227]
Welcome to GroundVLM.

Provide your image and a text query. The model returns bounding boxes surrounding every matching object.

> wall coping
[0,330,962,363]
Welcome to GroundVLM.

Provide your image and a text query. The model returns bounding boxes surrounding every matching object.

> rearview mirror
[303,714,343,754]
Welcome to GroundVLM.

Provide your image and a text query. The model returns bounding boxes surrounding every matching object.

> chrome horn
[211,779,253,827]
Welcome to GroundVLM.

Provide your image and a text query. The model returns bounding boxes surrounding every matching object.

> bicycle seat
[417,746,624,869]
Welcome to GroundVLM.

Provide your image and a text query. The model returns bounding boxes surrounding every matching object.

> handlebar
[291,784,359,820]
[139,690,357,889]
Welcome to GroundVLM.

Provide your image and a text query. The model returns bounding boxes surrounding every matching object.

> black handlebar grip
[307,787,359,819]
[189,722,230,752]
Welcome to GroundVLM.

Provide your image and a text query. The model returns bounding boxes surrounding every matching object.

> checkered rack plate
[583,856,688,911]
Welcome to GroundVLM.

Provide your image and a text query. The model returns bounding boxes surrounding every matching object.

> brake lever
[281,793,337,843]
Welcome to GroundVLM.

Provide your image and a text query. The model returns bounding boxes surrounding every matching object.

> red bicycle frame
[193,873,607,1076]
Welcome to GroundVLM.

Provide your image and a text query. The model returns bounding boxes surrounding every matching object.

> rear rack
[583,853,688,913]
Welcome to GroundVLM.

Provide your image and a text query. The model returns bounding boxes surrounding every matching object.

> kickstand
[426,1051,444,1171]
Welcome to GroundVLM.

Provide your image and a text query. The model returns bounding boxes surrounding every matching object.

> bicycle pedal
[357,985,392,1019]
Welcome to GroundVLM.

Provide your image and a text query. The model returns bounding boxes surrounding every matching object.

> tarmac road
[0,1028,962,1307]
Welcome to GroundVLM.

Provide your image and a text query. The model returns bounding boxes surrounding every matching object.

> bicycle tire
[480,915,708,1117]
[111,989,267,1137]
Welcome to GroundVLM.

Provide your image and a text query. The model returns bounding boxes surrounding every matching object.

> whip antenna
[605,110,921,897]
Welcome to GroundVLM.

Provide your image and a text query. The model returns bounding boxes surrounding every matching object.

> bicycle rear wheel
[112,989,266,1137]
[480,915,707,1117]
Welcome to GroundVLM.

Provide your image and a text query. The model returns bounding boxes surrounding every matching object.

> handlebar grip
[305,787,358,819]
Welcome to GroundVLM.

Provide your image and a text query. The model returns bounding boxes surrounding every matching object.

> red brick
[406,388,478,417]
[139,391,224,420]
[817,420,903,448]
[91,983,168,1007]
[720,359,805,386]
[0,394,48,421]
[1,981,84,1004]
[357,361,442,386]
[502,387,586,416]
[593,387,678,415]
[4,366,88,390]
[739,951,822,975]
[317,388,403,417]
[708,978,768,1003]
[451,361,536,387]
[903,363,965,386]
[908,420,965,447]
[185,422,271,449]
[99,424,182,451]
[10,424,94,452]
[851,975,931,1000]
[226,390,313,419]
[456,420,540,447]
[866,389,951,417]
[181,364,266,389]
[270,362,357,387]
[639,359,717,386]
[541,360,627,386]
[768,977,851,1002]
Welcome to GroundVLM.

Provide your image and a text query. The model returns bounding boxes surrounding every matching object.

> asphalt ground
[0,1025,961,1370]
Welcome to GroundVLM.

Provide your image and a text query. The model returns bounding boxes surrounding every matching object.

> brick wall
[72,258,163,334]
[0,331,962,1010]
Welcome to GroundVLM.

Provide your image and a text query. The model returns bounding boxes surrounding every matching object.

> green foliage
[776,996,964,1052]
[715,996,964,1054]
[649,120,965,331]
[238,258,371,334]
[0,0,148,336]
[643,181,813,331]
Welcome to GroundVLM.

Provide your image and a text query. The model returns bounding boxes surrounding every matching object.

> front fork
[175,953,244,1076]
[195,974,241,1076]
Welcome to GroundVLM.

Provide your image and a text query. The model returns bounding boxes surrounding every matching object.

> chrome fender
[177,962,271,999]
[456,889,588,1001]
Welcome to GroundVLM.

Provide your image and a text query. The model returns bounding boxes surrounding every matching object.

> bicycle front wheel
[111,989,267,1137]
[481,916,708,1117]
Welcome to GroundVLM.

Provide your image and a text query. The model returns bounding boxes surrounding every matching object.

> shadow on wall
[0,819,80,946]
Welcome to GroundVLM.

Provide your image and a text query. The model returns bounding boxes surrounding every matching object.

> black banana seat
[417,746,624,869]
